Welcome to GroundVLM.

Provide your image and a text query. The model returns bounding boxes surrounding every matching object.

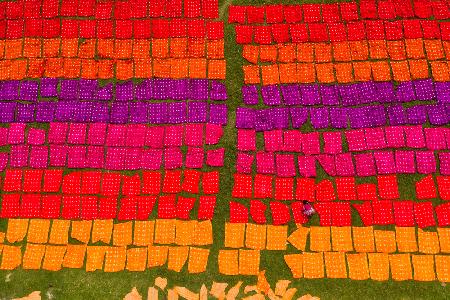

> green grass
[0,0,449,299]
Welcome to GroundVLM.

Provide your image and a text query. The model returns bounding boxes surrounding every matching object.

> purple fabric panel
[115,81,134,102]
[79,79,97,100]
[319,85,339,105]
[396,81,416,102]
[310,107,329,129]
[242,85,259,105]
[261,85,282,106]
[300,85,320,105]
[210,81,228,101]
[281,84,301,106]
[255,109,273,131]
[236,107,255,128]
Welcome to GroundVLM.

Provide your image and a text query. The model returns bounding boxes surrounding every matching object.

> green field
[0,0,449,299]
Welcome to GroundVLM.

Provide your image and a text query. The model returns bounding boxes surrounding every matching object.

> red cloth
[254,174,273,199]
[266,5,284,23]
[247,6,265,24]
[275,177,294,201]
[232,173,253,199]
[62,172,82,195]
[101,173,122,196]
[384,21,403,40]
[308,23,328,42]
[436,203,450,226]
[81,196,98,220]
[291,201,309,224]
[98,197,117,219]
[62,195,81,219]
[331,202,352,226]
[296,178,315,201]
[228,5,247,24]
[157,195,177,219]
[377,175,399,199]
[142,172,161,195]
[372,200,394,225]
[181,169,201,194]
[437,176,450,200]
[347,21,366,41]
[271,24,290,43]
[162,170,182,194]
[254,26,272,44]
[176,197,196,220]
[314,202,332,226]
[290,24,308,42]
[198,196,216,220]
[250,200,267,224]
[81,171,102,195]
[336,177,357,201]
[315,180,336,202]
[415,175,437,200]
[284,5,302,23]
[270,202,291,225]
[353,202,374,226]
[137,196,157,220]
[393,201,415,227]
[4,169,23,192]
[202,171,220,194]
[403,20,422,39]
[229,201,249,223]
[20,194,41,218]
[415,202,437,228]
[117,196,138,220]
[41,195,61,219]
[23,170,43,193]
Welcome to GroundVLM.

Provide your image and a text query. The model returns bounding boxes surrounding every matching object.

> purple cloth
[387,105,407,126]
[16,103,35,122]
[110,102,129,124]
[427,105,449,125]
[210,81,228,101]
[300,85,320,105]
[40,78,59,98]
[270,108,289,129]
[339,85,358,106]
[79,79,97,100]
[236,107,255,128]
[209,104,227,125]
[310,107,329,129]
[367,105,387,127]
[290,107,308,128]
[1,81,19,101]
[396,81,416,102]
[281,85,301,106]
[406,105,427,124]
[375,82,395,103]
[129,102,148,123]
[261,85,282,106]
[35,102,55,122]
[435,82,450,103]
[189,79,208,100]
[172,79,189,100]
[414,79,435,101]
[115,81,134,101]
[19,81,39,102]
[167,102,187,123]
[187,101,208,123]
[59,80,79,101]
[329,107,348,128]
[148,103,168,124]
[319,85,339,105]
[95,83,113,101]
[55,102,74,122]
[135,79,153,100]
[242,85,259,105]
[90,102,109,122]
[255,109,273,131]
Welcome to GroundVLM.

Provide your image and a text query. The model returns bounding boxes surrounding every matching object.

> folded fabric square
[237,129,256,151]
[236,152,253,173]
[184,147,204,169]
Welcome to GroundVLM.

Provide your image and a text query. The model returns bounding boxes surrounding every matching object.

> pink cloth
[207,148,225,167]
[276,154,296,177]
[297,155,316,177]
[322,132,342,154]
[264,130,283,152]
[185,124,204,147]
[282,130,302,152]
[164,125,183,147]
[365,127,386,150]
[302,132,320,155]
[145,126,164,148]
[439,153,450,175]
[126,124,146,147]
[67,146,87,168]
[87,123,107,145]
[205,123,223,145]
[141,149,163,170]
[105,147,126,170]
[316,154,336,176]
[404,125,426,148]
[106,125,126,146]
[335,153,355,176]
[9,145,28,167]
[395,150,416,173]
[238,129,256,151]
[384,126,405,148]
[125,148,143,170]
[164,147,183,169]
[86,146,104,168]
[67,123,87,144]
[256,151,275,174]
[236,152,254,173]
[49,145,68,167]
[345,129,367,152]
[8,123,26,144]
[424,127,447,150]
[354,153,376,177]
[185,147,204,169]
[27,128,46,145]
[29,146,48,168]
[374,151,396,174]
[416,150,437,174]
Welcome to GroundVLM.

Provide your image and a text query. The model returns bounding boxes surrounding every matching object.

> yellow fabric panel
[266,225,288,250]
[224,222,246,248]
[91,219,113,244]
[389,254,413,281]
[62,244,86,269]
[395,227,418,253]
[287,226,309,251]
[113,222,133,246]
[49,220,70,245]
[175,220,197,246]
[303,252,324,279]
[27,219,50,244]
[352,226,375,252]
[71,220,92,244]
[6,219,29,243]
[437,228,450,253]
[374,230,397,253]
[193,220,213,246]
[104,246,126,272]
[0,245,22,270]
[418,229,440,254]
[85,246,106,272]
[239,249,260,276]
[22,243,45,269]
[154,219,176,245]
[412,254,435,281]
[167,246,189,272]
[284,254,303,278]
[435,255,450,282]
[245,223,267,250]
[309,226,331,252]
[187,247,210,274]
[42,245,67,271]
[147,245,168,268]
[218,249,238,275]
[331,226,353,252]
[0,232,5,243]
[133,220,154,246]
[368,253,390,281]
[347,253,369,280]
[126,247,148,272]
[324,252,347,278]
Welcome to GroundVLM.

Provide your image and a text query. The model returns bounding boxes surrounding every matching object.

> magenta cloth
[236,152,254,173]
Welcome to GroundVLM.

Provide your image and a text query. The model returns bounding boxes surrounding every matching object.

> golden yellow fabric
[27,219,50,244]
[418,229,440,254]
[126,247,148,272]
[395,227,418,253]
[193,220,213,246]
[287,226,309,251]
[239,249,260,276]
[104,246,127,272]
[435,255,450,282]
[284,254,303,278]
[62,244,86,269]
[309,226,331,252]
[374,230,397,253]
[91,219,113,244]
[303,252,324,279]
[112,222,133,246]
[187,247,210,274]
[412,255,435,281]
[245,224,267,250]
[42,245,67,271]
[352,226,375,252]
[85,246,105,272]
[147,245,168,268]
[133,221,154,246]
[266,225,288,250]
[347,253,369,280]
[0,245,22,270]
[167,246,189,272]
[154,219,176,245]
[6,219,29,243]
[22,243,45,269]
[49,220,70,245]
[175,220,197,246]
[331,226,353,252]
[71,220,92,244]
[218,249,239,275]
[389,254,413,281]
[224,222,246,248]
[368,253,390,281]
[437,228,450,253]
